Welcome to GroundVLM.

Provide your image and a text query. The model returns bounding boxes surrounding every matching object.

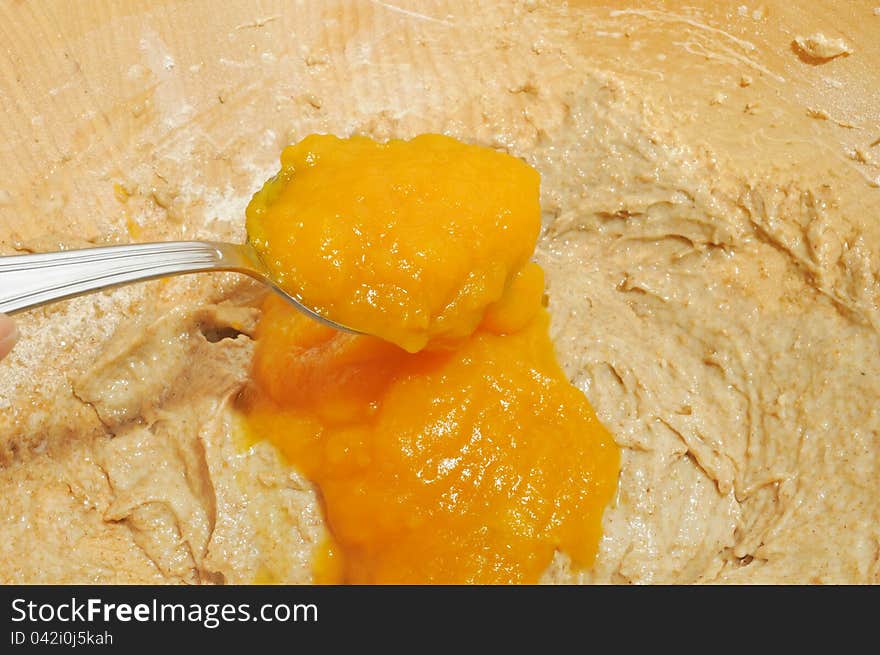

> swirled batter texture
[1,1,878,585]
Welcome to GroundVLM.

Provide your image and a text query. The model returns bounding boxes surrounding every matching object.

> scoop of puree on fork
[242,134,620,584]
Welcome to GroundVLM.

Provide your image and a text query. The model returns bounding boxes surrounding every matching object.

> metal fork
[0,241,357,333]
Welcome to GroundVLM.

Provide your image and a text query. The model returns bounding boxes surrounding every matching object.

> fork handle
[0,241,253,314]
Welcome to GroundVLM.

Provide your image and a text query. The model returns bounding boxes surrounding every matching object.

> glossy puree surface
[243,135,619,583]
[246,134,542,353]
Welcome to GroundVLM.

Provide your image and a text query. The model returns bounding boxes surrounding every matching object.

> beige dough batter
[0,0,878,583]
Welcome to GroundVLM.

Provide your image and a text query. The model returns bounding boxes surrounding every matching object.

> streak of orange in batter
[242,134,619,584]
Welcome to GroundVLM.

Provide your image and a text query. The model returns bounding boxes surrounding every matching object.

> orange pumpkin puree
[246,134,541,353]
[242,134,619,583]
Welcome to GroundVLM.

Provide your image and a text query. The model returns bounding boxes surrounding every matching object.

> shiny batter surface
[0,1,878,584]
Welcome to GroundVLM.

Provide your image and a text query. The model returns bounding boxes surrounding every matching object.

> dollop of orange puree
[242,134,619,583]
[246,134,541,353]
